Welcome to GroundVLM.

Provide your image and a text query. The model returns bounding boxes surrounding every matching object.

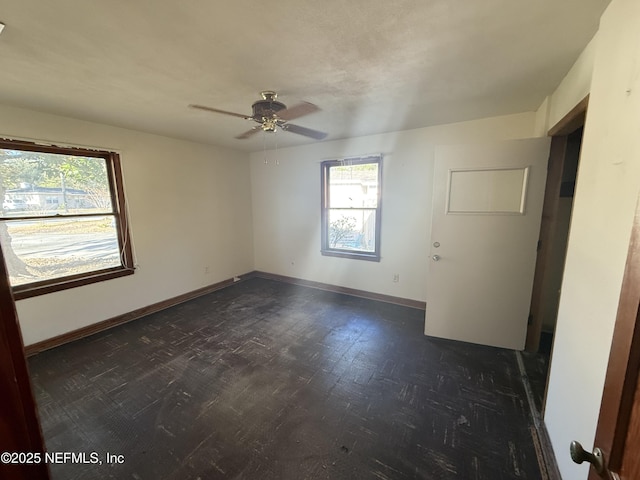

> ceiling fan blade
[235,127,262,139]
[277,102,320,121]
[282,123,327,140]
[189,104,250,119]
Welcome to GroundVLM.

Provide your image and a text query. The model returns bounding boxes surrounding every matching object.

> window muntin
[321,156,381,261]
[0,139,134,299]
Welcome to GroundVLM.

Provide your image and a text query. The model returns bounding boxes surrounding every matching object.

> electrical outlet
[393,274,399,283]
[204,266,210,274]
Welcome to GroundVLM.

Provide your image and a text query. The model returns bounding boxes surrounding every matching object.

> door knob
[570,441,615,479]
[432,255,441,261]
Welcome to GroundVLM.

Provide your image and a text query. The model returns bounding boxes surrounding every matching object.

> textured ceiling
[0,1,609,152]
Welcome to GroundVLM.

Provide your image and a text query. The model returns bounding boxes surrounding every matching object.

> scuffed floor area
[29,278,543,479]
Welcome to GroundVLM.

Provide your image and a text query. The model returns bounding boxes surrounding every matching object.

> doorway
[522,97,588,414]
[541,127,581,343]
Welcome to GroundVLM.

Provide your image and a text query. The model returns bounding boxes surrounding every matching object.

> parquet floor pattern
[29,278,542,479]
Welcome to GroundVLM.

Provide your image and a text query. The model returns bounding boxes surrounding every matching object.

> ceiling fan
[189,91,327,140]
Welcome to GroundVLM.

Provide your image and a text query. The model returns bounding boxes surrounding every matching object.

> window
[0,139,134,299]
[321,156,382,261]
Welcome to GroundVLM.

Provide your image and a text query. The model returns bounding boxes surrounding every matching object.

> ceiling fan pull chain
[263,131,268,164]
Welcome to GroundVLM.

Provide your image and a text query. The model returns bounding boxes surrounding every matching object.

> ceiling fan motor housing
[251,99,286,122]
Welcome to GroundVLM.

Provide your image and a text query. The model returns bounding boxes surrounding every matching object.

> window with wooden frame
[321,156,382,261]
[0,139,134,299]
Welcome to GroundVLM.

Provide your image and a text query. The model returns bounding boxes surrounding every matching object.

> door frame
[0,243,50,479]
[525,95,589,353]
[589,193,640,478]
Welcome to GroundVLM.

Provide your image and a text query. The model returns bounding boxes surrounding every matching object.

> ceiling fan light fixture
[262,118,278,132]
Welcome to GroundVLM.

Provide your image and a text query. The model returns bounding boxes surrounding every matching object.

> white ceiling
[0,1,609,152]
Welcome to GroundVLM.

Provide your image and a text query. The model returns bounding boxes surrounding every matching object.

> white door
[425,138,550,350]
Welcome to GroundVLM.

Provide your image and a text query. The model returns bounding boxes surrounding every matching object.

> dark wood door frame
[525,95,589,353]
[0,243,50,479]
[589,194,640,479]
[525,134,567,353]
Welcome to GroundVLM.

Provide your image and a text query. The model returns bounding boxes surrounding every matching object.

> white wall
[250,112,536,302]
[534,34,597,136]
[548,34,598,130]
[543,0,640,478]
[0,105,254,345]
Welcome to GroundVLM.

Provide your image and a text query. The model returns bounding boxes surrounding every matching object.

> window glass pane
[0,216,121,286]
[329,163,378,208]
[328,209,376,252]
[0,149,113,217]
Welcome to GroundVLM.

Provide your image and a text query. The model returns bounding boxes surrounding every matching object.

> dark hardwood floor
[28,278,544,479]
